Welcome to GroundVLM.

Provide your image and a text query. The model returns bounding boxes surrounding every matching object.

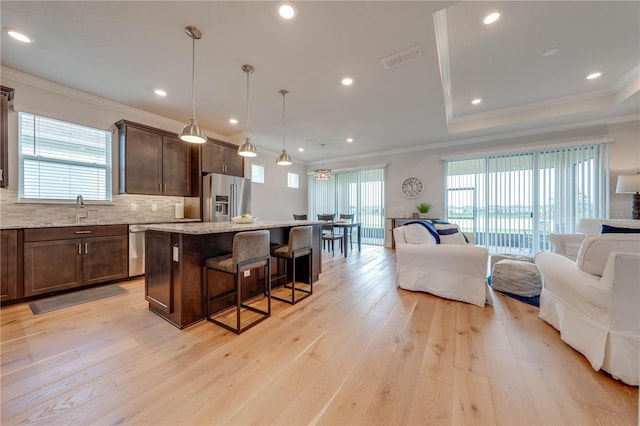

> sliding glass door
[309,167,385,245]
[446,143,609,254]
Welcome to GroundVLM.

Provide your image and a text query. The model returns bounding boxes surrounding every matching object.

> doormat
[29,285,128,315]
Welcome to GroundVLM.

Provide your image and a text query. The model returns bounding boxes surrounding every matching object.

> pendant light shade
[238,64,258,157]
[179,26,206,144]
[276,89,292,166]
[314,143,332,180]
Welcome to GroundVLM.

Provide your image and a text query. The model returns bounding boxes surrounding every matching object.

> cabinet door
[223,147,244,177]
[83,235,128,285]
[0,230,18,302]
[162,135,191,196]
[201,142,225,174]
[145,232,173,314]
[24,239,83,297]
[123,126,163,194]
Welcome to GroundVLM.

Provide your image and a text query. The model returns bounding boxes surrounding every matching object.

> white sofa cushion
[576,234,640,276]
[404,223,437,244]
[434,224,468,245]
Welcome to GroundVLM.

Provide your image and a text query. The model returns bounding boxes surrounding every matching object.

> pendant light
[238,64,258,157]
[276,89,292,166]
[179,26,206,144]
[314,143,332,180]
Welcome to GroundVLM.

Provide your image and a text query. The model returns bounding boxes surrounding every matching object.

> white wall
[246,153,308,220]
[607,120,640,218]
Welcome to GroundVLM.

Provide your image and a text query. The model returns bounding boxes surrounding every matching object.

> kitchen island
[142,220,322,329]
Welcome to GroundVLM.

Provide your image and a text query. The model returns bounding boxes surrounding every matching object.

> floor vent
[381,45,421,70]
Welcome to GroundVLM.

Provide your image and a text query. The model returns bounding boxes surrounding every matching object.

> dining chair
[293,214,307,220]
[339,213,355,250]
[317,214,342,255]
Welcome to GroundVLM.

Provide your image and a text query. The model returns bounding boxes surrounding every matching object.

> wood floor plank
[0,246,637,425]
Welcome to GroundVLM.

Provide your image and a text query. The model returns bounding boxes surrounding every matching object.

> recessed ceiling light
[278,3,296,19]
[7,29,32,43]
[341,77,353,86]
[154,89,167,97]
[346,138,354,143]
[229,118,238,124]
[298,148,304,152]
[471,98,482,105]
[542,47,559,57]
[586,72,602,80]
[483,12,501,25]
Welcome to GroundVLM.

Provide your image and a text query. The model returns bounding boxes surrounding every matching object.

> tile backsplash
[0,189,198,227]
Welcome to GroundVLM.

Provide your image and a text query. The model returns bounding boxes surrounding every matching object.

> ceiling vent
[381,45,421,70]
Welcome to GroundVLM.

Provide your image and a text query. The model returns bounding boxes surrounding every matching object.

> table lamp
[616,172,640,220]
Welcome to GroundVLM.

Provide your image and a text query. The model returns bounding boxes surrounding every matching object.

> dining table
[333,221,361,257]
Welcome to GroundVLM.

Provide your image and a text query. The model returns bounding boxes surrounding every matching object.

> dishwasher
[128,225,146,277]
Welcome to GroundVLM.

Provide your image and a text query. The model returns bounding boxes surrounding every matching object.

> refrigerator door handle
[230,184,235,219]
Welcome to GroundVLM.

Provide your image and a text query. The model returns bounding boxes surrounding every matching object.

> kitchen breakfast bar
[142,221,322,329]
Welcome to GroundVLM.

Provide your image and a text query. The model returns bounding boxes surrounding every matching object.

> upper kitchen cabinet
[201,139,244,177]
[1,86,15,188]
[117,120,192,196]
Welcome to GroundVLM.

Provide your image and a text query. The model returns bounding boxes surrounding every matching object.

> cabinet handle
[160,183,162,192]
[75,230,91,234]
[78,244,82,255]
[164,183,167,192]
[85,243,88,254]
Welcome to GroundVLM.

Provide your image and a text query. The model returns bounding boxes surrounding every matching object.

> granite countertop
[0,218,201,230]
[142,220,321,235]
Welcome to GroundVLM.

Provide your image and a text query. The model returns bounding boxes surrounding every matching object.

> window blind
[19,112,112,201]
[308,166,385,245]
[445,143,609,254]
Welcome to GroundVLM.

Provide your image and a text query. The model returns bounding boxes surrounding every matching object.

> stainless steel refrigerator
[202,173,251,222]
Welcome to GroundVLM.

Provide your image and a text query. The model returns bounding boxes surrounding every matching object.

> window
[287,172,299,188]
[19,112,112,201]
[251,163,265,183]
[445,142,609,254]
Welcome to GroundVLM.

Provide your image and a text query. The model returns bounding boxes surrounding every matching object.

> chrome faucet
[75,194,88,222]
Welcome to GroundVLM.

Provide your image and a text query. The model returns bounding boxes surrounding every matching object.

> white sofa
[393,223,492,307]
[549,218,640,261]
[535,232,640,385]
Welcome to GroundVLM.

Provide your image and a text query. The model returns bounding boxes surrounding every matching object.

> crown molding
[1,66,229,141]
[433,8,452,128]
[612,63,640,94]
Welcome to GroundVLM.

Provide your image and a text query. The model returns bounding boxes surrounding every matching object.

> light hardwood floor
[1,246,638,425]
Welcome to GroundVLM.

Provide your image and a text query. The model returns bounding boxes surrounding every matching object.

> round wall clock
[401,177,424,199]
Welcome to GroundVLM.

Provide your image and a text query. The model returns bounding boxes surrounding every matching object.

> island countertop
[142,220,320,235]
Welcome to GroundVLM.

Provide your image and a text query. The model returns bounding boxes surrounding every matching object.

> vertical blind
[19,112,112,201]
[445,143,609,254]
[308,166,385,245]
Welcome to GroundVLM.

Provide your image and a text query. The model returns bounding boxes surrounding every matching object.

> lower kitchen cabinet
[23,225,128,297]
[1,230,19,302]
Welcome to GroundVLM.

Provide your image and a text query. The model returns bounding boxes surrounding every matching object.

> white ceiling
[1,1,639,164]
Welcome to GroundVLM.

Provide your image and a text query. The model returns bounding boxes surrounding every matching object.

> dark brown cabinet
[1,230,19,302]
[23,225,128,297]
[117,120,192,196]
[145,231,173,315]
[201,140,244,177]
[1,86,14,188]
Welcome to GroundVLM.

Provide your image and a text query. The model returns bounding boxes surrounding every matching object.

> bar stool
[204,230,271,334]
[271,226,313,304]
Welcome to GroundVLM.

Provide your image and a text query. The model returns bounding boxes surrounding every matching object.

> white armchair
[549,218,640,261]
[535,233,640,385]
[394,223,492,307]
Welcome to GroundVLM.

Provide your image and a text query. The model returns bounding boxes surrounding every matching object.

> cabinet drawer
[24,225,128,242]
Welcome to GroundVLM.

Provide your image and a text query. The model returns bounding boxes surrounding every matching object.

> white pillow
[576,234,640,276]
[434,224,467,245]
[404,223,437,245]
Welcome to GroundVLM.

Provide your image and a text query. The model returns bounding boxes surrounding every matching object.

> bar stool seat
[271,226,313,304]
[205,230,271,334]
